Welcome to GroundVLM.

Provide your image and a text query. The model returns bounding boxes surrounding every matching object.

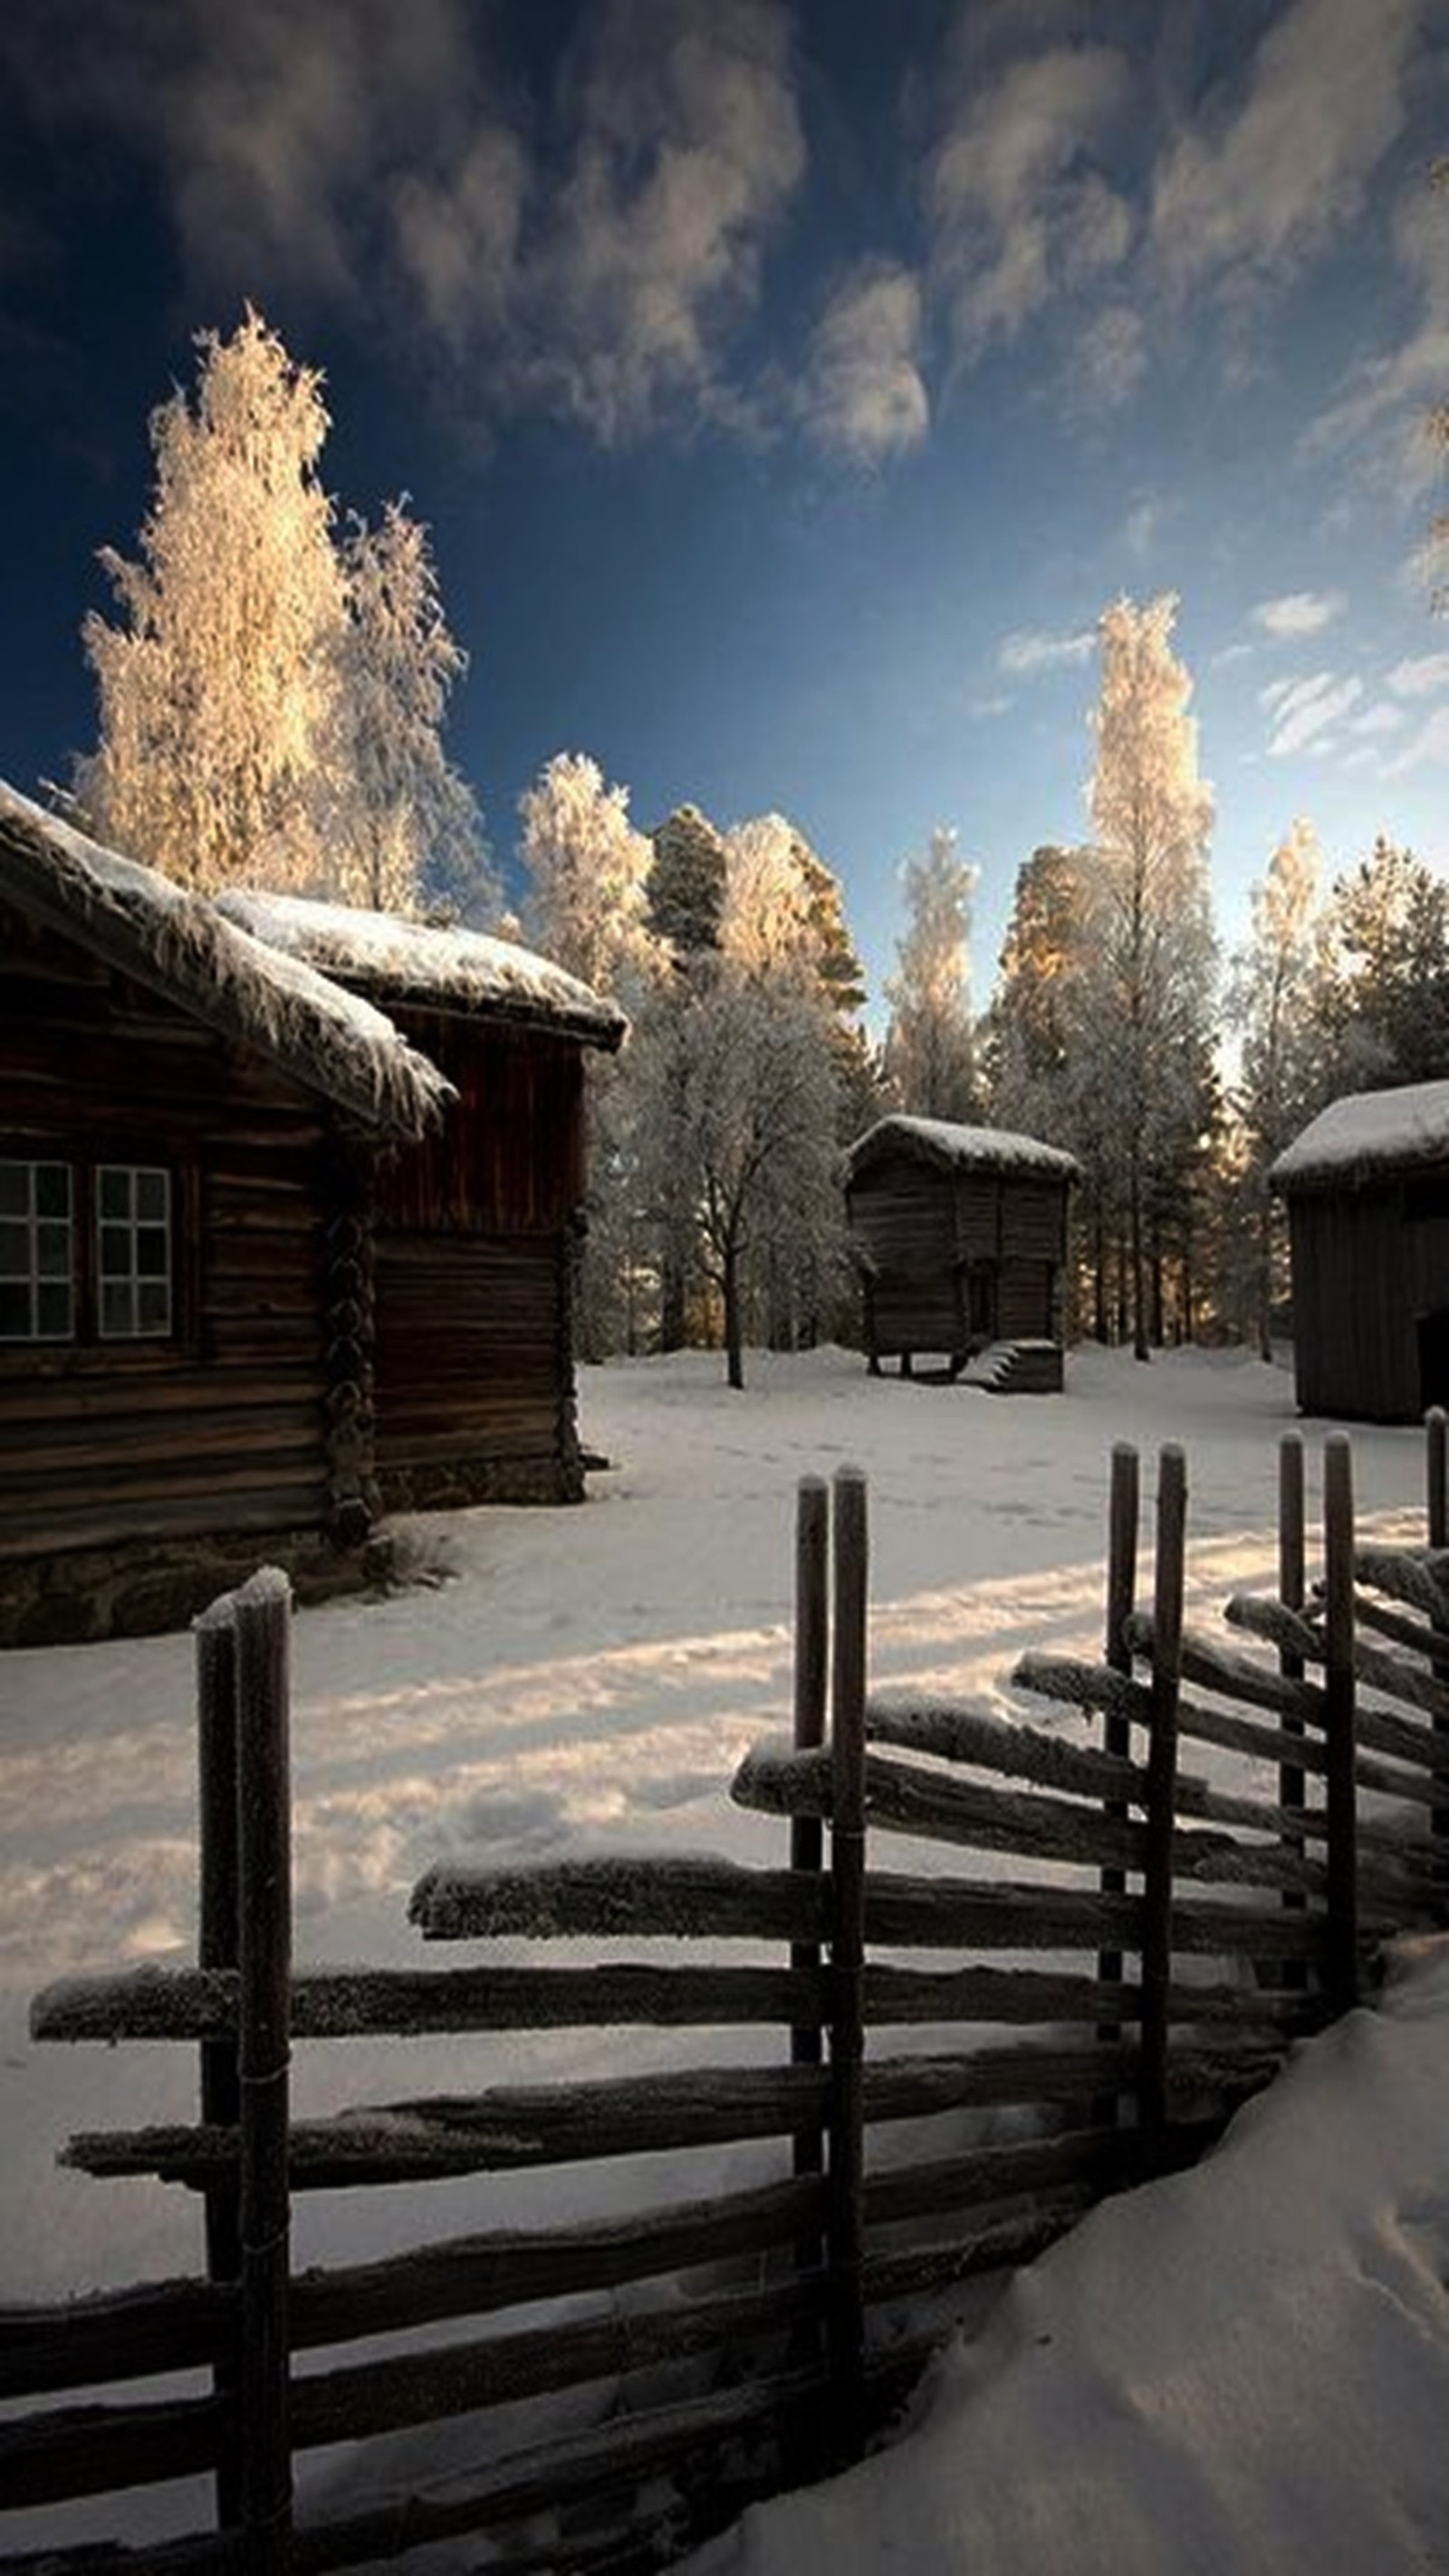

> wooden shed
[1270,1080,1449,1422]
[844,1114,1077,1390]
[0,784,623,1644]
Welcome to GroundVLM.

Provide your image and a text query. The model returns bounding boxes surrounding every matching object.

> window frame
[0,1146,196,1366]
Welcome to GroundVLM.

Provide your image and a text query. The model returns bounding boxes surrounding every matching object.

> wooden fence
[4,1420,1449,2573]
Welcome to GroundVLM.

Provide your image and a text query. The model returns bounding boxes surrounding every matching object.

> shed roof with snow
[1270,1081,1449,1195]
[845,1113,1080,1186]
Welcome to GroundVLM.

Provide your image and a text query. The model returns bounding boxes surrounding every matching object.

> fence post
[1322,1437,1359,2013]
[232,1570,294,2574]
[196,1597,243,2533]
[1139,1446,1185,2155]
[1277,1434,1308,1983]
[827,1468,868,2464]
[1096,1444,1138,2099]
[791,1478,830,2326]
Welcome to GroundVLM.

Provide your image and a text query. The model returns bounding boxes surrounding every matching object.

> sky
[1,0,1446,1022]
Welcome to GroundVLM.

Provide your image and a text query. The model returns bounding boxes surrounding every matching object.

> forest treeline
[60,311,1449,1384]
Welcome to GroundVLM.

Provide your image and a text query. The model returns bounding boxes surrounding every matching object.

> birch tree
[335,500,492,918]
[883,825,983,1120]
[79,307,487,916]
[518,751,657,999]
[517,751,663,1357]
[1230,820,1327,1359]
[1081,594,1216,1360]
[79,307,346,891]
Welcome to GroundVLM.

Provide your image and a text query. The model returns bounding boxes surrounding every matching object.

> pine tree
[1319,837,1449,1085]
[646,804,729,962]
[1081,594,1216,1360]
[883,826,983,1120]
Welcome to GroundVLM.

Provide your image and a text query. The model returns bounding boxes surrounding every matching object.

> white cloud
[5,0,807,449]
[1305,154,1449,483]
[1349,700,1407,735]
[1211,640,1257,669]
[1387,651,1449,699]
[800,262,929,466]
[1383,702,1449,777]
[1252,591,1345,639]
[1065,304,1148,418]
[926,44,1133,360]
[1150,0,1425,306]
[1262,669,1364,755]
[998,626,1096,678]
[968,694,1013,721]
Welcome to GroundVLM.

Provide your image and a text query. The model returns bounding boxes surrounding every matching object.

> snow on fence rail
[5,1424,1449,2572]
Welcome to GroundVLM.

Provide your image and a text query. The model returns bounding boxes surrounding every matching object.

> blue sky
[0,0,1445,1023]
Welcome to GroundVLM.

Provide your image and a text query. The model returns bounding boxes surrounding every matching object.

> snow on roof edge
[1270,1081,1449,1192]
[0,782,455,1142]
[214,890,627,1050]
[846,1112,1080,1182]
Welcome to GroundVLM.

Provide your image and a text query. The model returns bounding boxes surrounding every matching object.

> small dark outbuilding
[0,783,623,1644]
[844,1114,1077,1390]
[1271,1080,1449,1423]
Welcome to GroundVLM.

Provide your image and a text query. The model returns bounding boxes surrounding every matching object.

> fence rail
[5,1417,1449,2572]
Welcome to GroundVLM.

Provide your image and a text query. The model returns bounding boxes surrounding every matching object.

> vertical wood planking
[196,1597,242,2532]
[1139,1447,1186,2153]
[233,1569,294,2572]
[827,1468,868,2463]
[1322,1436,1359,2014]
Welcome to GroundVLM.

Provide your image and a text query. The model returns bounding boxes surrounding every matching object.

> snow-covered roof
[845,1113,1080,1184]
[214,891,627,1051]
[0,782,454,1142]
[1270,1081,1449,1193]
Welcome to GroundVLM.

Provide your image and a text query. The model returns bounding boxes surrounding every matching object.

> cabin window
[96,1166,173,1339]
[0,1160,75,1341]
[0,1156,178,1347]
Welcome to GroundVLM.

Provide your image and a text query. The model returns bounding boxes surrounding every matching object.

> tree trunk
[723,1240,745,1390]
[1130,1165,1149,1363]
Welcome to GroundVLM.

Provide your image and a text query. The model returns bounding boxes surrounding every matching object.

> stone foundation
[0,1526,382,1650]
[376,1454,585,1515]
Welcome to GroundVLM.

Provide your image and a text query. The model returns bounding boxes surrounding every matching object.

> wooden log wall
[0,902,336,1572]
[6,1433,1449,2574]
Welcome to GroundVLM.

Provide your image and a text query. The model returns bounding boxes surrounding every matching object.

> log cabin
[1270,1080,1449,1422]
[0,783,624,1644]
[844,1114,1078,1390]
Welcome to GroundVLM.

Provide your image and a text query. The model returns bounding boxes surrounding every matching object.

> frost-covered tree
[631,964,840,1389]
[985,844,1089,1134]
[518,751,657,999]
[335,499,492,918]
[517,751,664,1358]
[1318,836,1449,1087]
[1081,594,1216,1360]
[79,307,346,892]
[647,803,729,962]
[1229,820,1328,1359]
[78,308,487,917]
[883,826,983,1120]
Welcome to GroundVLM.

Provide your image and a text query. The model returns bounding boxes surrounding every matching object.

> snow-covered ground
[3,1343,1447,2571]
